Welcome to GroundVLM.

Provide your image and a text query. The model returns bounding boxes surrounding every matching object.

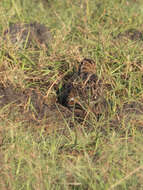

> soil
[116,29,143,41]
[3,22,52,49]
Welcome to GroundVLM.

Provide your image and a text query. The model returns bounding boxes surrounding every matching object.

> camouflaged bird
[57,58,108,120]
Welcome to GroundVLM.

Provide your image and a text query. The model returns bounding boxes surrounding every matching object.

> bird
[68,58,108,119]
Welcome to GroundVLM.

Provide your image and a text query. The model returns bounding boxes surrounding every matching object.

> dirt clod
[117,29,143,41]
[3,22,52,49]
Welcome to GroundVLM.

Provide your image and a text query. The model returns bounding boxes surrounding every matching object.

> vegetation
[0,0,143,189]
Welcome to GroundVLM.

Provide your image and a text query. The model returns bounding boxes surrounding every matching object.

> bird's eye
[69,97,75,102]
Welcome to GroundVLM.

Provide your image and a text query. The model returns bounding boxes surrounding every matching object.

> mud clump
[122,101,143,115]
[3,22,52,49]
[0,84,73,134]
[116,29,143,41]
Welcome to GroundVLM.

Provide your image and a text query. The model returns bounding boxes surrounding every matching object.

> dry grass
[0,0,143,189]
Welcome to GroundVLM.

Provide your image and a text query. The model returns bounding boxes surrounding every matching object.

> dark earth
[113,28,143,42]
[3,22,52,49]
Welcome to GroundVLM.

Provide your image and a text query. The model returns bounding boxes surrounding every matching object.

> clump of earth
[114,28,143,41]
[3,22,52,49]
[0,84,74,135]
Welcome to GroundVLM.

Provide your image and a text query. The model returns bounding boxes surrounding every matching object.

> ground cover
[0,0,143,189]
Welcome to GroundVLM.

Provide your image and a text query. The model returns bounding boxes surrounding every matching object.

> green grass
[0,0,143,189]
